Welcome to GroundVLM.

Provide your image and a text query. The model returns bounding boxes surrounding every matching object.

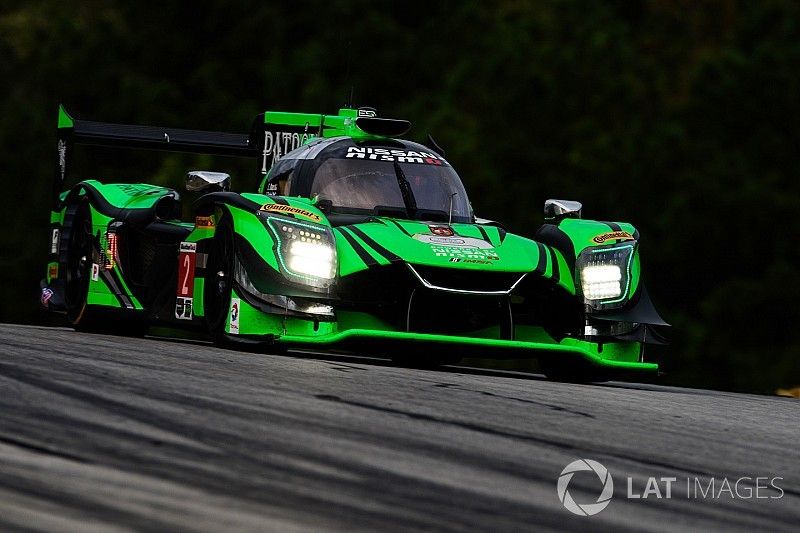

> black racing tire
[204,216,235,344]
[65,200,94,327]
[391,352,462,369]
[65,200,146,337]
[539,358,607,383]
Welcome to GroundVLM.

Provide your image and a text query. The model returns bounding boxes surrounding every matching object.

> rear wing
[53,105,412,207]
[53,105,259,206]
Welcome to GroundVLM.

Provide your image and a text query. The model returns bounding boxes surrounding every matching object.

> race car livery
[41,105,668,380]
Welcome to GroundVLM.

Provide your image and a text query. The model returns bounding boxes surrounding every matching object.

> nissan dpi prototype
[41,105,668,380]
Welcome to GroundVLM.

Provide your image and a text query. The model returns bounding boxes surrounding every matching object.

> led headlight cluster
[581,264,622,299]
[576,244,635,308]
[287,239,335,279]
[263,215,337,288]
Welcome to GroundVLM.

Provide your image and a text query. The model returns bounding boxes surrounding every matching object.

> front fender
[535,218,642,306]
[199,194,335,299]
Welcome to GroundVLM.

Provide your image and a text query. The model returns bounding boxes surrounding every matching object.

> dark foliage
[1,0,797,392]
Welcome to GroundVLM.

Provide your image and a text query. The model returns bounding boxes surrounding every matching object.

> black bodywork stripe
[88,237,130,309]
[602,220,637,244]
[336,228,378,268]
[100,268,133,309]
[347,226,402,263]
[263,196,297,217]
[99,269,125,307]
[108,268,135,309]
[534,223,576,272]
[534,242,547,275]
[476,225,493,246]
[194,191,262,214]
[387,219,413,237]
[549,246,560,284]
[497,227,507,244]
[270,196,289,205]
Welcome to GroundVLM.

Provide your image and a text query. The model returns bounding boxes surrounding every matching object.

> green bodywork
[264,108,364,138]
[217,206,649,370]
[48,106,660,374]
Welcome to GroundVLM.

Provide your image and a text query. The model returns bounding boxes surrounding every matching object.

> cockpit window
[310,152,472,222]
[262,158,299,195]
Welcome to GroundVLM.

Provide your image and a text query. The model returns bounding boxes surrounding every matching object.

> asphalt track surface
[0,324,797,532]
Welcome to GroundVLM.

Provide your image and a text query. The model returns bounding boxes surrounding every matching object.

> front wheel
[204,217,235,343]
[391,353,462,369]
[539,358,606,383]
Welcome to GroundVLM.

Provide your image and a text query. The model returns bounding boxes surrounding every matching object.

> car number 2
[177,243,197,297]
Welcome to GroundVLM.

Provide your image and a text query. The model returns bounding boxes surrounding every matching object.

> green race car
[41,105,668,380]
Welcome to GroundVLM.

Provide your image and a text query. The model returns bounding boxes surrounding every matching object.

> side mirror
[314,198,333,213]
[185,171,231,192]
[544,199,582,221]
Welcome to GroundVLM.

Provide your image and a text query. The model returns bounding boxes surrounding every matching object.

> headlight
[288,239,335,279]
[263,215,337,287]
[576,244,635,308]
[581,264,622,299]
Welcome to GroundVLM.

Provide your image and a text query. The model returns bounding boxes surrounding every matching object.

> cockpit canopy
[261,137,472,223]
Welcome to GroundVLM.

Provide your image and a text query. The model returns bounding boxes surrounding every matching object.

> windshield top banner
[343,146,449,166]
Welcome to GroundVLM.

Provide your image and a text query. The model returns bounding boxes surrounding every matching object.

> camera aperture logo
[557,459,614,516]
[557,459,785,517]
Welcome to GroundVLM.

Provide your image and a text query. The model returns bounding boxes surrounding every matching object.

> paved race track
[0,324,797,532]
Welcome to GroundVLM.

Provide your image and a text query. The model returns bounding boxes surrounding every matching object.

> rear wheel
[64,200,145,336]
[65,201,93,327]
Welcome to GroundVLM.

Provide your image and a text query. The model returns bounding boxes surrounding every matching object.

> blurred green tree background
[1,0,797,393]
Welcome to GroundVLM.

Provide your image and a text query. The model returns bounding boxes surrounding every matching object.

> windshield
[310,157,472,222]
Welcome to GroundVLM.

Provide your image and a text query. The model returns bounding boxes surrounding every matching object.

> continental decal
[592,231,635,244]
[260,203,321,222]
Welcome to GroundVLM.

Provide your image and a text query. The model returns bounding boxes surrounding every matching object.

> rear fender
[44,194,143,313]
[61,180,180,223]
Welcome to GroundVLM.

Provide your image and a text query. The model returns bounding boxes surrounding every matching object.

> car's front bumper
[227,290,659,372]
[276,328,658,372]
